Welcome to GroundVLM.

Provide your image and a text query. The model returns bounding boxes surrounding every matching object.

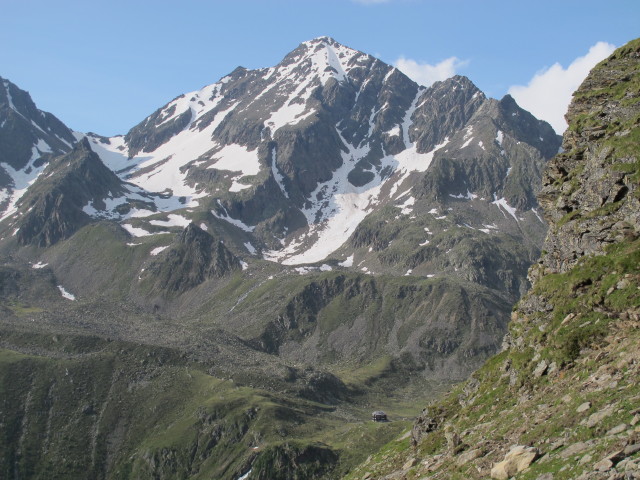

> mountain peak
[275,36,368,85]
[302,36,341,48]
[305,35,336,43]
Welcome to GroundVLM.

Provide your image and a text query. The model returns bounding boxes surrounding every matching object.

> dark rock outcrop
[14,138,126,247]
[143,223,242,294]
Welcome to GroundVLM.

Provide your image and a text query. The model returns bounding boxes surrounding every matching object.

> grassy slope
[0,332,413,480]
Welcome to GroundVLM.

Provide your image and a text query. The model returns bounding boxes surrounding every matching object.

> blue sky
[2,0,638,136]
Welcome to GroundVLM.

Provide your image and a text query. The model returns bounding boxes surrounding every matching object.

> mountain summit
[0,77,76,219]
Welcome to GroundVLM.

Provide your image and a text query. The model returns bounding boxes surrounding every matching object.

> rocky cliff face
[141,223,242,296]
[9,138,127,247]
[535,44,640,274]
[349,38,640,480]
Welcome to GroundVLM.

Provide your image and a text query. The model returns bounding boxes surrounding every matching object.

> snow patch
[496,130,504,146]
[429,209,446,220]
[206,143,261,192]
[385,125,401,137]
[149,214,191,228]
[264,130,382,264]
[150,245,169,256]
[461,125,474,148]
[237,469,252,480]
[271,148,289,199]
[492,195,519,221]
[264,101,314,133]
[244,242,256,254]
[57,286,76,301]
[394,188,412,200]
[449,190,478,200]
[212,202,255,232]
[122,224,168,237]
[396,196,415,215]
[88,95,240,212]
[339,255,354,267]
[32,262,48,269]
[293,264,333,275]
[532,208,544,223]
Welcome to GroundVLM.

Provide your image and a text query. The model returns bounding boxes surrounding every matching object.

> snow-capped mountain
[0,76,76,221]
[0,36,560,303]
[3,36,556,268]
[0,39,566,478]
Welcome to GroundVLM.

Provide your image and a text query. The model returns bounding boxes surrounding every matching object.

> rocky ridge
[347,38,640,480]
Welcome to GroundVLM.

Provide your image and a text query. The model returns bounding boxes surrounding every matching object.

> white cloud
[394,56,468,87]
[508,41,616,134]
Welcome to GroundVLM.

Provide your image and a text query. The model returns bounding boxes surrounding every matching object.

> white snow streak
[492,195,519,221]
[532,208,544,223]
[461,125,474,148]
[211,202,255,232]
[449,190,478,200]
[237,469,252,480]
[122,224,169,237]
[271,148,289,198]
[57,286,76,301]
[149,214,190,228]
[244,242,256,254]
[150,245,169,256]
